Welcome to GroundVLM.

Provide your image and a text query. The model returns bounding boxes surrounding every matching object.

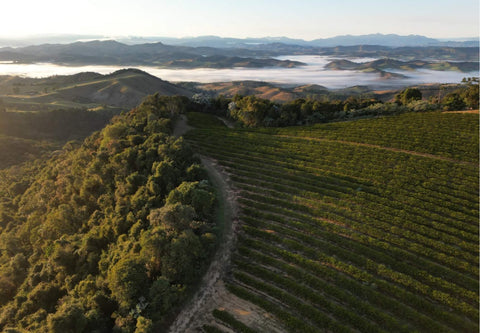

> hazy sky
[2,0,478,39]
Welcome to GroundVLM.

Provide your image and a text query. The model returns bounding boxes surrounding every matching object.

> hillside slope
[184,111,479,332]
[0,69,193,111]
[0,95,217,332]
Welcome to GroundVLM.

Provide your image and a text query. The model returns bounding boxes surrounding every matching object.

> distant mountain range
[1,33,477,48]
[0,39,478,70]
[0,40,303,68]
[144,34,478,48]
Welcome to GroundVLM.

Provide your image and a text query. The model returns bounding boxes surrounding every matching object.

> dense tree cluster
[192,78,478,128]
[225,94,414,127]
[0,95,216,332]
[442,77,479,111]
[394,88,423,105]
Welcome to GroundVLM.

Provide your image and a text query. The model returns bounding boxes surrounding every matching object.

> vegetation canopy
[0,95,216,332]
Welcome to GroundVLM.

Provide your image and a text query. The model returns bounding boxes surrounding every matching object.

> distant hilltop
[1,33,478,48]
[149,34,478,48]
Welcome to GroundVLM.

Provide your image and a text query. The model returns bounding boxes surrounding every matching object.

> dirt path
[217,116,235,129]
[169,115,240,332]
[173,114,193,138]
[443,110,479,114]
[167,156,240,332]
[170,115,285,332]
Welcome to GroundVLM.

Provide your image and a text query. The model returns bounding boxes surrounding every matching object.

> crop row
[236,246,410,332]
[238,233,475,332]
[197,145,479,224]
[195,143,479,239]
[231,172,478,255]
[186,112,479,332]
[190,135,478,212]
[239,204,478,293]
[239,212,477,304]
[212,309,258,333]
[237,189,477,277]
[270,112,479,163]
[240,218,477,319]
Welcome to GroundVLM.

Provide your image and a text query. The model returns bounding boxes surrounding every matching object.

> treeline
[0,95,217,332]
[193,78,478,127]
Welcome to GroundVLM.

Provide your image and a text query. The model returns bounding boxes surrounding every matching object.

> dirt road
[169,115,285,332]
[168,116,239,332]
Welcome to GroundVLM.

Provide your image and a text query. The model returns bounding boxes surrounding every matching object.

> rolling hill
[326,58,479,73]
[193,81,302,102]
[0,68,193,111]
[0,40,304,68]
[124,34,478,48]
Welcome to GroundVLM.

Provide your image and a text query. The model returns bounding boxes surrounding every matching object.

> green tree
[47,301,87,333]
[442,93,466,111]
[149,203,195,232]
[161,230,203,283]
[165,181,215,219]
[460,80,479,109]
[147,277,179,320]
[139,228,168,278]
[229,96,275,127]
[26,283,65,314]
[0,275,16,305]
[395,88,422,105]
[107,256,148,310]
[135,316,153,333]
[43,204,80,239]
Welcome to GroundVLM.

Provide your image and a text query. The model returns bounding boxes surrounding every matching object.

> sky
[2,0,478,40]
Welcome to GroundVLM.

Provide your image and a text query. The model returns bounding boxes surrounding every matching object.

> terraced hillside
[184,112,479,332]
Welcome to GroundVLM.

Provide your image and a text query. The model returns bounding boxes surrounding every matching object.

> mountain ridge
[0,41,304,68]
[1,33,477,48]
[0,39,477,70]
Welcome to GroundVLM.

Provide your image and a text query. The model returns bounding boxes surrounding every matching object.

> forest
[0,95,217,332]
[206,78,478,127]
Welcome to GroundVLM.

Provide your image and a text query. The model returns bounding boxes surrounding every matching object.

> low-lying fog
[0,55,476,89]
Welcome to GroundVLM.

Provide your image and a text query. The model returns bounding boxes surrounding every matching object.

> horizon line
[0,33,479,42]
